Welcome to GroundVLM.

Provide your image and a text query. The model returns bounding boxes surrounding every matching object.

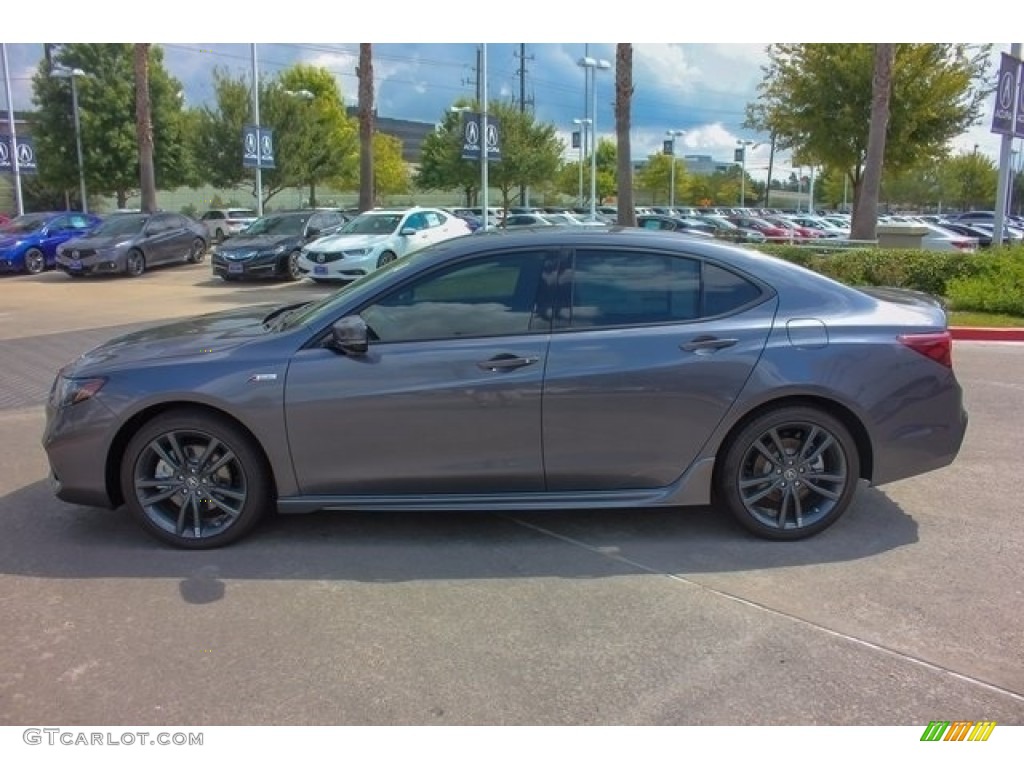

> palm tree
[134,43,157,213]
[851,44,895,240]
[357,44,375,212]
[615,44,635,227]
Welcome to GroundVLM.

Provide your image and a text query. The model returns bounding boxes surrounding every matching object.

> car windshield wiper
[262,301,311,329]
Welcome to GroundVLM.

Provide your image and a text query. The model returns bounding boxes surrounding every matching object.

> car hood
[61,233,137,250]
[67,305,277,374]
[217,234,297,252]
[0,234,36,250]
[308,232,391,251]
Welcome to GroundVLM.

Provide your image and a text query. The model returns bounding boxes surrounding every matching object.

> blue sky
[1,7,1018,182]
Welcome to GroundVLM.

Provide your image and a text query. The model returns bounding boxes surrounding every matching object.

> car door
[398,211,436,256]
[541,247,777,491]
[39,215,73,258]
[284,249,558,495]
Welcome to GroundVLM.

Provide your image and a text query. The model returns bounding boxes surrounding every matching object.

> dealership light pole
[666,130,685,209]
[573,118,590,207]
[52,66,88,213]
[250,44,263,217]
[2,43,23,215]
[736,139,754,208]
[578,56,610,220]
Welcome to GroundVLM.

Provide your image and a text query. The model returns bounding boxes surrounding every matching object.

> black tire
[284,250,302,281]
[716,406,860,540]
[24,248,47,275]
[214,228,225,244]
[219,273,238,282]
[125,250,146,277]
[120,409,272,549]
[187,238,206,264]
[376,251,397,269]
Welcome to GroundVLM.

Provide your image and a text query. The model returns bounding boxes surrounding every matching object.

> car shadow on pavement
[0,479,917,585]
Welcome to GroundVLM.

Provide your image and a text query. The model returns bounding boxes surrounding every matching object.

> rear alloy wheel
[187,238,206,264]
[24,248,47,275]
[376,251,397,268]
[717,406,860,540]
[120,409,272,549]
[125,250,146,277]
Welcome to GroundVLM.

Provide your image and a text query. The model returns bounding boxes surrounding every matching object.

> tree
[268,64,356,207]
[485,101,564,215]
[193,65,356,207]
[637,153,687,204]
[416,100,563,211]
[851,44,894,241]
[414,105,479,205]
[373,133,410,198]
[592,138,618,204]
[32,43,193,208]
[944,151,998,211]
[615,44,635,226]
[357,44,375,212]
[134,43,157,213]
[746,44,991,223]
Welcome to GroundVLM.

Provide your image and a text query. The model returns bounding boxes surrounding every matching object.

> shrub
[946,254,1024,316]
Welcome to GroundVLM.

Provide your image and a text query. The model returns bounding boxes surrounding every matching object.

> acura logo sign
[317,254,325,264]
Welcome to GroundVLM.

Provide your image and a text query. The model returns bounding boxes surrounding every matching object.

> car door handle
[476,353,539,372]
[680,336,739,353]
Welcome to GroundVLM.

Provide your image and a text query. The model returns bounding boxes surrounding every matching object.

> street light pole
[251,44,263,217]
[578,56,611,221]
[573,118,591,207]
[2,44,24,215]
[666,130,685,210]
[737,139,753,208]
[53,66,88,213]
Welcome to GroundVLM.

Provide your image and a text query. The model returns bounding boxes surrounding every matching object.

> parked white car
[200,208,258,242]
[296,207,471,282]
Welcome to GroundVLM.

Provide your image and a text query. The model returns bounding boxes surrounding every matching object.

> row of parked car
[5,203,1021,282]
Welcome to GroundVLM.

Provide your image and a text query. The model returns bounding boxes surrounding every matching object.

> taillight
[899,331,952,368]
[951,239,975,251]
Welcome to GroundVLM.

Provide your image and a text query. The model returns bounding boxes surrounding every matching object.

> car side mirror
[306,227,321,238]
[399,227,417,236]
[329,316,369,356]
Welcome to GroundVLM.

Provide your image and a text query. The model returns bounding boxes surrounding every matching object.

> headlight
[271,244,288,255]
[344,249,369,257]
[51,376,107,408]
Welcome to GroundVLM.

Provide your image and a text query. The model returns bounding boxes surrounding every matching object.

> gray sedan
[55,212,207,277]
[43,229,967,548]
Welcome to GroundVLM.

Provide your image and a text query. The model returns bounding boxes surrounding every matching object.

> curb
[950,327,1024,342]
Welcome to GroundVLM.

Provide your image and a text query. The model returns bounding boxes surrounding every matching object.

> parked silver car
[43,229,967,548]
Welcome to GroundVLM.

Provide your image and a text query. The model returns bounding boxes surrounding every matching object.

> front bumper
[42,392,120,509]
[212,252,285,279]
[56,252,126,276]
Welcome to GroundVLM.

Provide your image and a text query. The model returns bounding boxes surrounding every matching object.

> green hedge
[750,244,1024,315]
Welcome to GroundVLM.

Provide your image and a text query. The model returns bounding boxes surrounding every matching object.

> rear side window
[702,262,763,317]
[567,250,763,329]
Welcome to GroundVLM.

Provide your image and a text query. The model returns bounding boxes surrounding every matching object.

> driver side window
[359,251,555,343]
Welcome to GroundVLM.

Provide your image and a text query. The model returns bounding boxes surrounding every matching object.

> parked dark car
[0,212,101,274]
[43,228,967,549]
[55,212,207,277]
[696,215,768,244]
[211,210,347,281]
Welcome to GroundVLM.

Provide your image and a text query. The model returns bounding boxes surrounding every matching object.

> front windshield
[1,214,50,235]
[276,249,430,332]
[92,215,148,237]
[340,214,402,236]
[243,215,307,236]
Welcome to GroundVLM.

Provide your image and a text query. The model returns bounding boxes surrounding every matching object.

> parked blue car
[0,212,101,275]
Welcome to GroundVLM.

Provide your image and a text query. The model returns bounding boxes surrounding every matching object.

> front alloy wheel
[121,410,271,548]
[24,248,47,275]
[717,407,860,540]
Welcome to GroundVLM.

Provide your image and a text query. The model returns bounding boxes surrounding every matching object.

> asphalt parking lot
[0,262,1022,725]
